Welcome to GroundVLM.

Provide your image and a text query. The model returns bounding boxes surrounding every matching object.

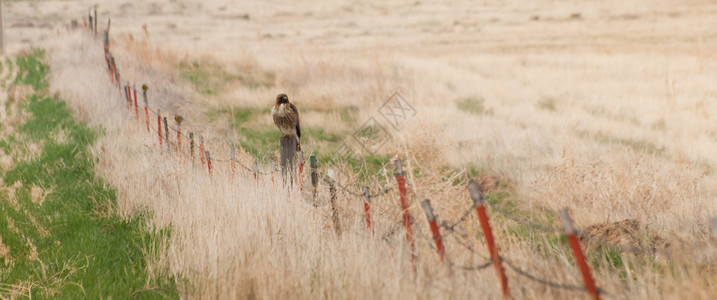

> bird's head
[276,94,289,105]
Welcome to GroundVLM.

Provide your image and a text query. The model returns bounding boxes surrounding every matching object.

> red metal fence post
[469,180,510,299]
[395,160,416,262]
[206,151,212,176]
[559,209,600,300]
[421,199,445,262]
[362,186,372,234]
[133,86,139,122]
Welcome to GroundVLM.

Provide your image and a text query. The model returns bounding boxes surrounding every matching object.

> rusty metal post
[421,199,446,262]
[559,209,600,300]
[469,180,510,299]
[363,187,372,234]
[157,109,162,149]
[395,160,416,261]
[206,151,212,176]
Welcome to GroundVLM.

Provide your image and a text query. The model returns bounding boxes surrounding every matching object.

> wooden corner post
[310,155,318,200]
[280,137,296,186]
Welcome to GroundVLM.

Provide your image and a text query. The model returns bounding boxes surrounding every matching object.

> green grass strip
[0,49,178,299]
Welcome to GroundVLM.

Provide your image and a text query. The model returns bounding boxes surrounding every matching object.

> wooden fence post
[189,133,195,164]
[363,186,372,234]
[88,8,93,35]
[559,209,600,300]
[93,5,98,36]
[310,155,318,201]
[395,160,416,261]
[142,84,149,133]
[127,85,132,108]
[124,83,130,108]
[103,23,109,60]
[469,180,510,298]
[162,117,169,151]
[421,199,445,262]
[298,151,304,192]
[280,137,296,186]
[328,169,341,236]
[157,109,162,149]
[175,116,183,156]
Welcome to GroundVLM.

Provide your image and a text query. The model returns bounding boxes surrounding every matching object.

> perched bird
[271,93,301,151]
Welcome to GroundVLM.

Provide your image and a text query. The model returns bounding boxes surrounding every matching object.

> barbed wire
[440,207,475,239]
[319,171,394,200]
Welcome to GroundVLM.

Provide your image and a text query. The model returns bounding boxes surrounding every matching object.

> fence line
[87,19,667,298]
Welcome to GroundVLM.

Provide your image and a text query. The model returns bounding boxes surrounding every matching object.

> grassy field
[0,50,177,298]
[4,0,717,298]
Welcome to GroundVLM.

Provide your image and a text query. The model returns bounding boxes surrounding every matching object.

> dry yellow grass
[4,0,717,298]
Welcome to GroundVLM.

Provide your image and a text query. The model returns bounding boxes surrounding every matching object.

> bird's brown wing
[271,108,281,128]
[289,103,301,138]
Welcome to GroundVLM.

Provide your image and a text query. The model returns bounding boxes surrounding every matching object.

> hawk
[271,93,302,151]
